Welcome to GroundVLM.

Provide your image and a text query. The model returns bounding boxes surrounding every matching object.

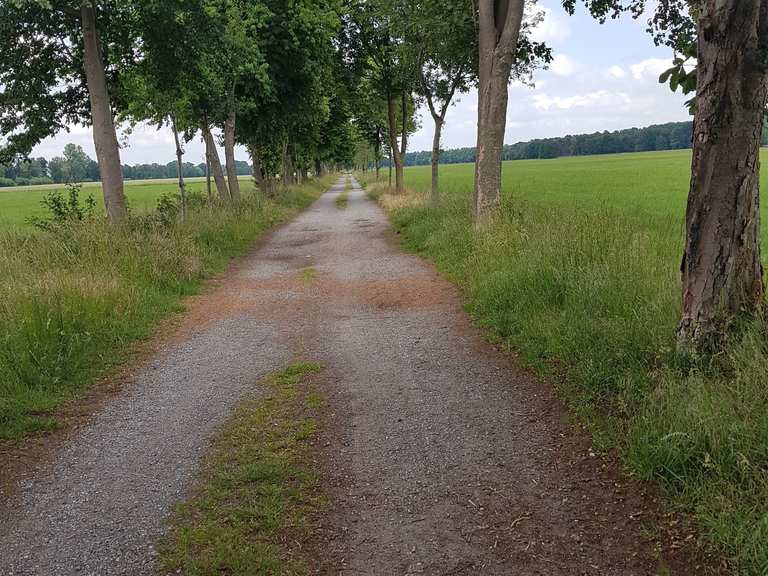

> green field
[364,149,768,574]
[0,176,252,229]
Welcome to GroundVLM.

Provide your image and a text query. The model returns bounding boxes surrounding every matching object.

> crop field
[365,149,768,573]
[0,176,254,229]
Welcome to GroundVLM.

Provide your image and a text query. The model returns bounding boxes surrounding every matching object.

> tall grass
[364,156,768,574]
[0,180,328,440]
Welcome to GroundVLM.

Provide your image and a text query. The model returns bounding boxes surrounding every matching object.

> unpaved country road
[1,177,700,575]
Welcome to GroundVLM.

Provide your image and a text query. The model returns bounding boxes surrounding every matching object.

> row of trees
[0,144,253,187]
[389,121,697,167]
[0,0,357,219]
[1,0,767,346]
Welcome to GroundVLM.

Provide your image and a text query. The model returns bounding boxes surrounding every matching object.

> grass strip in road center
[158,363,325,576]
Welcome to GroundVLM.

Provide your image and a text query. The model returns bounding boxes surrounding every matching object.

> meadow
[364,149,768,574]
[0,177,248,229]
[0,177,329,440]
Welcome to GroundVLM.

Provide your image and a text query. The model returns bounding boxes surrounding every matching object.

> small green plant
[29,183,96,231]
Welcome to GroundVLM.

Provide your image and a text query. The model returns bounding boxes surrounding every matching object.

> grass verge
[158,362,325,575]
[335,180,351,210]
[369,165,768,575]
[0,179,330,440]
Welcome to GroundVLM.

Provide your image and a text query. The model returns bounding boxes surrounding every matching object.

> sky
[31,1,691,165]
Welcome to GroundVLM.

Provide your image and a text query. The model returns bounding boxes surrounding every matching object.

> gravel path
[0,177,705,575]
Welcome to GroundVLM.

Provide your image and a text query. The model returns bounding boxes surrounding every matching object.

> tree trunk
[676,0,768,346]
[80,5,127,223]
[171,116,187,219]
[473,0,525,226]
[386,93,404,193]
[204,147,212,203]
[248,144,264,192]
[223,82,241,201]
[431,116,443,202]
[201,122,230,201]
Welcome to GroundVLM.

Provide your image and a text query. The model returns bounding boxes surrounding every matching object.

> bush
[28,176,54,186]
[13,177,30,186]
[0,178,15,188]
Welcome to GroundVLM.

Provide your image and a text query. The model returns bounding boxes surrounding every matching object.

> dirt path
[1,177,705,575]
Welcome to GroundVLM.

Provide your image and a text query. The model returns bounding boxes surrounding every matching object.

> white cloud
[531,90,632,112]
[630,58,671,80]
[531,7,572,44]
[550,54,579,77]
[607,65,627,79]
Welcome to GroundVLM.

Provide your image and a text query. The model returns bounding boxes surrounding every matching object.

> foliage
[29,183,96,231]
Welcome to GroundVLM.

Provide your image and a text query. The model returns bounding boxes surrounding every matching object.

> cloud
[607,65,627,79]
[531,90,632,112]
[549,54,579,77]
[531,7,572,44]
[630,58,671,80]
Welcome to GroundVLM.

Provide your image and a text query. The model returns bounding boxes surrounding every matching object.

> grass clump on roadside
[0,179,330,440]
[158,362,325,576]
[374,154,768,574]
[335,180,351,209]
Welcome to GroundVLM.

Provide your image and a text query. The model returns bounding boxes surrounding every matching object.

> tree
[347,0,419,194]
[472,0,526,224]
[0,1,136,222]
[567,0,768,346]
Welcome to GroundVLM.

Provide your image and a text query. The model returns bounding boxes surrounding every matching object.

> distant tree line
[397,121,768,168]
[0,143,251,187]
[395,121,696,167]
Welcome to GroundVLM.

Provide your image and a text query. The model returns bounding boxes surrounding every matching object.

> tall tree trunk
[386,93,404,193]
[374,128,381,181]
[430,116,443,202]
[223,81,241,201]
[315,158,322,178]
[248,144,264,193]
[473,0,525,226]
[171,116,187,219]
[80,4,127,223]
[201,122,229,201]
[676,0,768,346]
[204,146,212,203]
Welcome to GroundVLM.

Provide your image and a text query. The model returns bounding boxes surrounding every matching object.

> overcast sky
[31,0,691,165]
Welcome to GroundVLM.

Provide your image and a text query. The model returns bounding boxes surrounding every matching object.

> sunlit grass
[364,150,768,574]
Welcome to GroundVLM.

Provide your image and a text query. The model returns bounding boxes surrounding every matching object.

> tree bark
[201,122,230,201]
[80,4,127,223]
[676,0,768,346]
[386,92,405,193]
[473,0,525,226]
[204,145,212,203]
[223,81,241,201]
[430,117,443,202]
[247,143,267,196]
[171,116,187,219]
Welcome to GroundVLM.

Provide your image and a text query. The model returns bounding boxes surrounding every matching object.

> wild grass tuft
[0,180,329,440]
[158,362,324,575]
[376,153,768,574]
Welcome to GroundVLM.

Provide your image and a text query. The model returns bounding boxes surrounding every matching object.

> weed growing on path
[158,363,325,575]
[372,154,768,574]
[335,181,351,210]
[0,180,330,439]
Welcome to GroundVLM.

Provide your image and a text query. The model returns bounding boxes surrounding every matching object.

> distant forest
[400,121,768,166]
[0,143,251,187]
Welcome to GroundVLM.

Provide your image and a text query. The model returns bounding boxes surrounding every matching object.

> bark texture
[81,5,127,223]
[202,123,230,201]
[473,0,525,225]
[171,117,187,218]
[224,83,241,201]
[386,92,408,194]
[677,0,768,345]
